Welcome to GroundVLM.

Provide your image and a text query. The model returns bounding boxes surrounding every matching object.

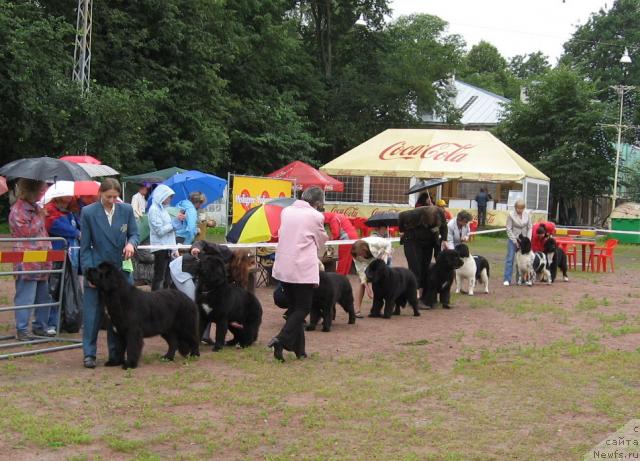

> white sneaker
[525,281,532,286]
[563,276,569,282]
[503,281,510,286]
[45,327,57,337]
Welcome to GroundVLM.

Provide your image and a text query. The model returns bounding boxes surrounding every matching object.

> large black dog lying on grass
[86,262,200,369]
[196,255,263,351]
[306,271,356,332]
[365,259,420,318]
[423,249,464,309]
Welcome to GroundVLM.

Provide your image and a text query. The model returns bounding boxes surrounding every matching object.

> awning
[122,167,187,184]
[320,129,549,182]
[267,160,344,192]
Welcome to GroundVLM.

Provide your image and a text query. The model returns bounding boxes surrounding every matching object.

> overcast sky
[389,0,611,63]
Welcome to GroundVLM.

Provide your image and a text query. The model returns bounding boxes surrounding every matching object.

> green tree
[622,161,640,201]
[306,12,464,161]
[458,40,520,99]
[509,51,551,80]
[562,0,640,91]
[220,0,326,174]
[497,67,614,216]
[0,2,79,162]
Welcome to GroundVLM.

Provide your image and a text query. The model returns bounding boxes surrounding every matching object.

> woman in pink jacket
[268,187,328,361]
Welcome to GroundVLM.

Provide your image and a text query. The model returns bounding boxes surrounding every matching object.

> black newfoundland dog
[86,262,200,369]
[423,249,464,309]
[543,237,569,282]
[196,255,263,351]
[306,272,356,332]
[365,259,420,318]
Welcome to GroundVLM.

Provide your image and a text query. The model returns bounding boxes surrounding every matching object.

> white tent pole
[363,176,370,204]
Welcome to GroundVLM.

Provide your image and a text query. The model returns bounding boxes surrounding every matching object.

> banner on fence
[324,203,547,226]
[231,176,293,223]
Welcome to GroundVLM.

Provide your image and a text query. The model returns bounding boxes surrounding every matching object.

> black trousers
[152,250,171,291]
[478,205,487,227]
[277,282,314,356]
[403,238,436,302]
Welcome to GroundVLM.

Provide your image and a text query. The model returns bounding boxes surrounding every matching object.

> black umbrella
[365,211,399,227]
[406,178,449,195]
[0,157,92,182]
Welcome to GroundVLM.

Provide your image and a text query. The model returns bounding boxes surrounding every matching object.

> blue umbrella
[162,170,227,207]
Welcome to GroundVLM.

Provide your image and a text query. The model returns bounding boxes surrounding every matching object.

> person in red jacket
[532,221,556,252]
[323,211,359,276]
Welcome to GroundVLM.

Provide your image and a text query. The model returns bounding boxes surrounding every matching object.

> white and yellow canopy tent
[320,129,550,221]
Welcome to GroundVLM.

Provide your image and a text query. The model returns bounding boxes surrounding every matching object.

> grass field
[0,236,639,460]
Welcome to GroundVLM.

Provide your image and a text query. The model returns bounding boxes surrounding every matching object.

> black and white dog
[516,235,551,285]
[543,238,569,282]
[454,243,490,295]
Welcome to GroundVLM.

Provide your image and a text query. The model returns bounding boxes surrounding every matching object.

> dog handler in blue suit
[80,178,139,369]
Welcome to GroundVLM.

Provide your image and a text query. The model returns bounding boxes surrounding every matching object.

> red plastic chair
[565,244,577,270]
[592,239,619,273]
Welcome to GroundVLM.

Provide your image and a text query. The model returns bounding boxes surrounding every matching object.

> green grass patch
[575,294,599,311]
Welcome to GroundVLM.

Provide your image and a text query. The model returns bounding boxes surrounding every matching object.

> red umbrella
[267,161,344,192]
[60,155,102,164]
[59,155,118,177]
[43,180,100,203]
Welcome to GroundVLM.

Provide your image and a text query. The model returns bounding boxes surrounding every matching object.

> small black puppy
[423,249,464,309]
[306,272,356,332]
[86,262,200,369]
[543,237,569,282]
[365,259,420,318]
[196,255,263,351]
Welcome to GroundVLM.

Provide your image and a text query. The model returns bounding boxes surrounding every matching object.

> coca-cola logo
[379,141,473,162]
[369,207,403,215]
[328,206,360,218]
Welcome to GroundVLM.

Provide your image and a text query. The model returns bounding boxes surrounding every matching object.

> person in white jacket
[503,199,532,286]
[131,183,148,220]
[446,210,472,249]
[148,184,184,290]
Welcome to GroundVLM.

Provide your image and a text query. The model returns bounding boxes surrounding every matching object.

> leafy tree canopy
[497,66,614,201]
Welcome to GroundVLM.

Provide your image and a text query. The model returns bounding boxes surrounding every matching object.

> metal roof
[421,79,510,126]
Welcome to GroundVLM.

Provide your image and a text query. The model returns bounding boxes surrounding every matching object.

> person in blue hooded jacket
[175,191,206,245]
[148,184,185,291]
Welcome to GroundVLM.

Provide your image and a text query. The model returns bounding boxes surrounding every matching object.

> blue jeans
[14,278,52,334]
[82,271,132,360]
[503,240,517,283]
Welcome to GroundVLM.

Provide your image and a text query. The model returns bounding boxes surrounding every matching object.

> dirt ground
[1,238,640,460]
[1,242,638,374]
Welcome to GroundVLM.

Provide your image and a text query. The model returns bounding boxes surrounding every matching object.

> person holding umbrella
[9,179,56,340]
[80,178,138,368]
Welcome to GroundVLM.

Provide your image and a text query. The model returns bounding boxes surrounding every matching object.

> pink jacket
[272,200,328,285]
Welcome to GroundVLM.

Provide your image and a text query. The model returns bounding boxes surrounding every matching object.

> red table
[555,238,596,272]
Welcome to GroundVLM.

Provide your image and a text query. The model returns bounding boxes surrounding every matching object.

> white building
[421,78,510,129]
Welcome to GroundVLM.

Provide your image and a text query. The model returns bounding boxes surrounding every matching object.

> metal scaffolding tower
[72,0,92,93]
